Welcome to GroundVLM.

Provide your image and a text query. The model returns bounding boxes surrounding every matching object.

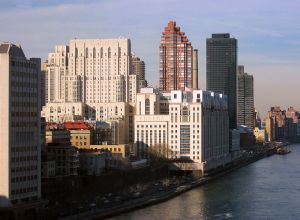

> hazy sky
[1,0,299,117]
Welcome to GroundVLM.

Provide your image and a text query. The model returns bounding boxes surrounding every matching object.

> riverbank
[60,147,276,220]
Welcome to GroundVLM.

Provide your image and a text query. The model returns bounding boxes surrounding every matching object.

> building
[87,145,131,170]
[206,33,237,129]
[45,39,134,104]
[90,144,130,159]
[44,124,80,177]
[64,122,91,149]
[90,121,112,145]
[254,127,266,144]
[159,21,193,92]
[238,125,254,148]
[41,60,48,108]
[286,106,299,136]
[46,143,79,176]
[42,38,137,143]
[134,89,230,172]
[79,151,106,176]
[46,129,70,144]
[237,65,254,130]
[0,43,41,203]
[265,106,298,141]
[132,54,147,89]
[41,153,56,179]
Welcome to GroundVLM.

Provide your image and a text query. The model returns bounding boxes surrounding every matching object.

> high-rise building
[159,21,193,92]
[237,65,254,130]
[45,39,133,104]
[206,33,237,129]
[0,43,41,203]
[131,54,147,89]
[43,38,138,143]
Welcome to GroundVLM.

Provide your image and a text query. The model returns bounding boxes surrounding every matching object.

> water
[108,144,300,220]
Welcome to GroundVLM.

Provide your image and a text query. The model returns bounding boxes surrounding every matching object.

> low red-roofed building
[64,122,89,130]
[64,122,91,149]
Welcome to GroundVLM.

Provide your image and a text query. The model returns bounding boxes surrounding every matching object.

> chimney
[193,49,199,89]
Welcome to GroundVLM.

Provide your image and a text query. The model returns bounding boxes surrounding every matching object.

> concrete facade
[0,43,41,203]
[134,89,230,171]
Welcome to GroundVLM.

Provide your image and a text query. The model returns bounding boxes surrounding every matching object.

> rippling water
[108,144,300,220]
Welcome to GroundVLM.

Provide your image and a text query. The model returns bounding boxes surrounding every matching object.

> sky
[0,0,299,117]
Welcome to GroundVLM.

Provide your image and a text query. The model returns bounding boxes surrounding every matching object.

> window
[145,98,150,115]
[108,47,111,58]
[182,106,189,122]
[174,94,177,99]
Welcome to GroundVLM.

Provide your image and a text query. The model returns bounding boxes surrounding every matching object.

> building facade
[45,39,133,104]
[265,106,298,141]
[0,43,41,203]
[79,151,106,176]
[134,89,230,171]
[131,55,147,89]
[159,21,193,92]
[206,33,237,129]
[237,65,254,130]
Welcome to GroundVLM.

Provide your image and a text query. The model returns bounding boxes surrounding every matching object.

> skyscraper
[159,21,193,92]
[206,33,237,129]
[237,65,254,130]
[0,43,41,203]
[131,54,147,89]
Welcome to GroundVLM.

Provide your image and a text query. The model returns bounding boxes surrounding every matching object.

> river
[108,144,300,220]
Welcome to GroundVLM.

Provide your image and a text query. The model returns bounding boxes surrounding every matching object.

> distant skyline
[1,0,299,116]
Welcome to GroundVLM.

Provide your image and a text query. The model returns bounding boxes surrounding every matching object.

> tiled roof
[64,122,89,130]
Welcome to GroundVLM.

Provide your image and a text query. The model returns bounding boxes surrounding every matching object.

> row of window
[11,146,36,152]
[11,111,37,117]
[11,186,38,195]
[11,175,38,183]
[11,121,38,127]
[11,101,37,107]
[137,124,166,128]
[11,156,38,162]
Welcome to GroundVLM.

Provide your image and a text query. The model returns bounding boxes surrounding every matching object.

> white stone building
[0,43,41,203]
[42,38,138,143]
[134,88,230,171]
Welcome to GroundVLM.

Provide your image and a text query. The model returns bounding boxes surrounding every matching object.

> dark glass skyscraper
[206,33,237,129]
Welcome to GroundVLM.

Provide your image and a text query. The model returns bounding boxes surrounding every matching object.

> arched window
[145,98,150,115]
[72,106,75,114]
[50,106,54,113]
[57,107,61,113]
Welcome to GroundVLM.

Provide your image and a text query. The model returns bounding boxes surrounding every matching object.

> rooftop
[64,122,89,130]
